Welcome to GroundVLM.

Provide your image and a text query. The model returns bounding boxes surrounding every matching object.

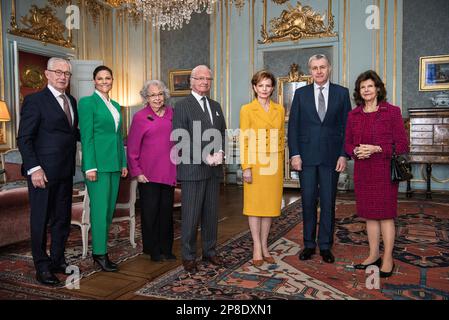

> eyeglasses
[47,69,72,77]
[191,77,213,82]
[146,92,164,99]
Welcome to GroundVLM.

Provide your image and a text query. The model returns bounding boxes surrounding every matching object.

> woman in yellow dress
[240,70,285,266]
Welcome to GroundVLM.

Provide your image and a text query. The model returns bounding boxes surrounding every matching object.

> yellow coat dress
[240,99,285,217]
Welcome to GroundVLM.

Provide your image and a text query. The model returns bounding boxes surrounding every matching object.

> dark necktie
[60,94,73,127]
[201,96,213,124]
[318,86,326,122]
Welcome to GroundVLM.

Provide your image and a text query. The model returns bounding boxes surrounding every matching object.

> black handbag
[390,144,413,182]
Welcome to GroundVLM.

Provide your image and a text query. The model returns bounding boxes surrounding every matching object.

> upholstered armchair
[71,177,138,258]
[112,177,138,248]
[0,149,29,247]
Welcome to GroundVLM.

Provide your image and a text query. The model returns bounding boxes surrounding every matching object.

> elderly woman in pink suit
[127,80,177,262]
[344,70,409,278]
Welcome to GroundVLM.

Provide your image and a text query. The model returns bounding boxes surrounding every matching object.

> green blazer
[78,92,127,173]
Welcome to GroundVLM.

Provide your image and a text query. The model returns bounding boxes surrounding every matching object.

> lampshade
[0,100,11,121]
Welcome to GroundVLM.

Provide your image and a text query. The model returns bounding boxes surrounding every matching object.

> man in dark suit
[17,57,79,285]
[172,65,226,273]
[288,54,351,263]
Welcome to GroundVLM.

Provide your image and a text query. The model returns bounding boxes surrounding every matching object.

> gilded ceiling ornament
[9,5,73,48]
[49,0,248,29]
[48,0,72,7]
[22,65,46,89]
[84,0,103,25]
[272,0,289,4]
[259,2,337,44]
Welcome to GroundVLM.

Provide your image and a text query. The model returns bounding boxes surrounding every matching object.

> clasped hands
[353,144,381,159]
[206,152,224,167]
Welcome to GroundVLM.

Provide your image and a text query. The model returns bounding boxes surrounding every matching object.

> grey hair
[139,80,170,102]
[308,54,331,69]
[191,65,212,78]
[47,57,71,71]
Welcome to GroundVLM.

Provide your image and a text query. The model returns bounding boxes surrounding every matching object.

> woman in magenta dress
[344,70,409,278]
[127,80,177,262]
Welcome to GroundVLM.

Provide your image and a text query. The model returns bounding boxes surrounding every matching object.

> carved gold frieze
[272,0,289,4]
[22,65,46,89]
[259,2,337,44]
[48,0,70,6]
[230,0,246,13]
[9,5,73,48]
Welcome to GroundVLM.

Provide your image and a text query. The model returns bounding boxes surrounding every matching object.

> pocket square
[216,111,220,117]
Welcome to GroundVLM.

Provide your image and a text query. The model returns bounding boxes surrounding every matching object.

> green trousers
[86,171,120,255]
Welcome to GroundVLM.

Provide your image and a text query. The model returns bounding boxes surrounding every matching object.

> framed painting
[169,69,192,96]
[277,75,313,120]
[419,55,449,91]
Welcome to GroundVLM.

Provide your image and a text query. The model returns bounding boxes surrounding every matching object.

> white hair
[308,54,331,69]
[140,79,170,101]
[191,65,212,78]
[47,57,72,71]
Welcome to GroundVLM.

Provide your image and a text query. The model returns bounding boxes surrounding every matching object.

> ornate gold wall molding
[259,1,336,44]
[9,2,73,48]
[230,0,245,14]
[272,0,289,4]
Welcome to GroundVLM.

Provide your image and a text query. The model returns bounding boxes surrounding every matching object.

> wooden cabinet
[407,107,449,198]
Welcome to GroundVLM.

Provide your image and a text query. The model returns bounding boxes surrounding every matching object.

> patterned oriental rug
[0,217,145,299]
[0,212,228,300]
[136,199,449,300]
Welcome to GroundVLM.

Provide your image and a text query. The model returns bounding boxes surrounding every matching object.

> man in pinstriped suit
[172,65,227,273]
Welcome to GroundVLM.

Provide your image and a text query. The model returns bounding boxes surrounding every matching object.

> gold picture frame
[419,55,449,91]
[277,74,313,120]
[169,69,192,96]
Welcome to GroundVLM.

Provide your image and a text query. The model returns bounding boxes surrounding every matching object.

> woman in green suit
[78,65,128,272]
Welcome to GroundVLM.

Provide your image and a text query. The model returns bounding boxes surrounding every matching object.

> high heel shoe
[354,257,382,270]
[93,254,118,272]
[263,256,276,264]
[380,263,395,278]
[252,259,264,267]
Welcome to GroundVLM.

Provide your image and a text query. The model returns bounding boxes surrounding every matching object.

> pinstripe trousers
[180,177,220,260]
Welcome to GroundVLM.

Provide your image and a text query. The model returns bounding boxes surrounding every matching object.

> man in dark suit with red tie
[288,54,351,264]
[17,57,79,286]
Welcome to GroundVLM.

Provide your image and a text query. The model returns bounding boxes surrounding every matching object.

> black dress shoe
[105,254,118,269]
[36,271,60,286]
[380,264,395,278]
[182,260,198,273]
[354,257,382,270]
[299,248,315,261]
[93,254,118,272]
[202,255,223,266]
[50,262,71,275]
[320,250,335,263]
